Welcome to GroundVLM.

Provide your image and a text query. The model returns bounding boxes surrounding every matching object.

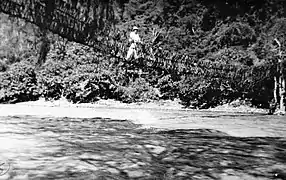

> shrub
[63,72,101,103]
[215,22,256,48]
[179,76,223,108]
[0,61,40,103]
[157,74,179,99]
[114,78,160,103]
[37,60,69,100]
[209,48,256,66]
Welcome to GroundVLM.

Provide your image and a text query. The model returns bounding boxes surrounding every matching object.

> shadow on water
[0,115,285,180]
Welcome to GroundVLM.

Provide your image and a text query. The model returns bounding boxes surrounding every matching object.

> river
[0,104,285,179]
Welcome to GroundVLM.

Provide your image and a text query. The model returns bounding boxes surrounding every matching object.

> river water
[0,105,285,179]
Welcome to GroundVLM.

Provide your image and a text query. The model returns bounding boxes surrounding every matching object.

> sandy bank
[0,98,268,119]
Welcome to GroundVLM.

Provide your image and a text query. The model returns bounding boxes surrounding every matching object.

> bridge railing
[0,0,112,49]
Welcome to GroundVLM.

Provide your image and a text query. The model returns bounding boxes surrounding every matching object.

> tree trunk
[274,76,278,104]
[279,61,285,112]
[269,75,279,115]
[272,38,285,115]
[36,0,55,67]
[36,28,50,66]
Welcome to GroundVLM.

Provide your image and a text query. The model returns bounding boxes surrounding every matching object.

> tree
[214,22,256,48]
[269,18,286,114]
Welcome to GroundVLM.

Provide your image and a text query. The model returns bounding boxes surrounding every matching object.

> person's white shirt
[129,31,141,46]
[126,27,141,60]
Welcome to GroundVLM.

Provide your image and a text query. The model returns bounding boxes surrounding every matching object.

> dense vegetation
[0,0,286,110]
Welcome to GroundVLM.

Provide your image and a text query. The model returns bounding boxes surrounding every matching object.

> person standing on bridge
[126,26,142,60]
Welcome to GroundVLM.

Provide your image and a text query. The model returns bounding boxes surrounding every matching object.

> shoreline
[1,98,285,138]
[0,98,268,115]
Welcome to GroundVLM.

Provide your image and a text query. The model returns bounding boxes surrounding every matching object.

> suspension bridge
[0,0,274,77]
[0,0,114,49]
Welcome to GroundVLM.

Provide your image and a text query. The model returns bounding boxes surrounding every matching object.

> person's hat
[133,26,139,30]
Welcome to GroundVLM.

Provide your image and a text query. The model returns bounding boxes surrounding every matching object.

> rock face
[0,116,285,180]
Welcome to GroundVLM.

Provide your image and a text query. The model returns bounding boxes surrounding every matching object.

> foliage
[214,22,256,48]
[0,61,40,103]
[156,75,179,99]
[38,41,118,102]
[270,18,286,50]
[114,78,160,103]
[63,69,117,103]
[37,60,67,100]
[179,76,223,108]
[207,48,257,66]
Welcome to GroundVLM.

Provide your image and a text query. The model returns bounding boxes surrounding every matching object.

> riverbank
[10,97,268,113]
[0,98,268,120]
